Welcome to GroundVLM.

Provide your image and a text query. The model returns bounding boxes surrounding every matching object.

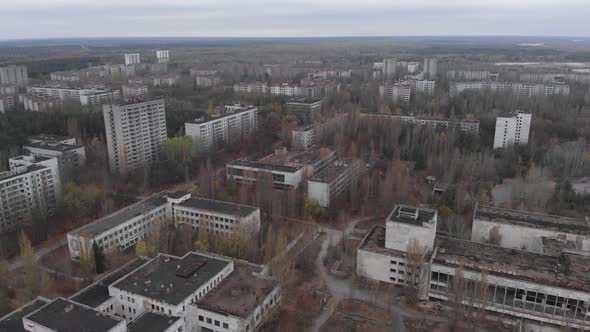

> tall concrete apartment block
[24,134,86,179]
[103,99,168,175]
[124,53,141,66]
[423,57,437,80]
[156,50,170,63]
[185,105,258,152]
[493,111,531,149]
[0,155,61,234]
[0,65,28,86]
[383,57,397,79]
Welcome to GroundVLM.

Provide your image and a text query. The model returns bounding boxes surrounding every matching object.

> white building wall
[471,218,590,253]
[307,181,330,207]
[493,112,531,149]
[125,54,141,66]
[385,219,437,252]
[356,248,392,283]
[103,99,168,175]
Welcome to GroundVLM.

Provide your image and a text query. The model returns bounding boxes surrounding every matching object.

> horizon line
[1,34,590,43]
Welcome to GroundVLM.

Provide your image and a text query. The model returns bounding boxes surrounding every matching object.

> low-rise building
[233,82,269,94]
[121,84,149,98]
[471,204,590,253]
[18,94,61,112]
[24,134,86,178]
[0,297,50,332]
[195,74,221,87]
[450,81,570,99]
[291,113,348,150]
[285,99,322,114]
[357,204,590,330]
[446,70,491,81]
[1,155,61,234]
[364,113,480,135]
[174,196,260,235]
[307,158,362,208]
[67,191,175,259]
[227,146,335,190]
[28,86,121,106]
[22,297,127,332]
[185,105,258,152]
[50,70,82,82]
[190,260,281,332]
[67,191,258,259]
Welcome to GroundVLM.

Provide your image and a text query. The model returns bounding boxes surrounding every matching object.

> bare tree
[404,239,426,306]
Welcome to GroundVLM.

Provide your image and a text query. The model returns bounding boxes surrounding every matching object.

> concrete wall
[356,248,391,283]
[385,220,436,252]
[471,219,590,253]
[307,181,330,207]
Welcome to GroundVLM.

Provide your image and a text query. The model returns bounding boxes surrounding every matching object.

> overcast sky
[1,0,589,40]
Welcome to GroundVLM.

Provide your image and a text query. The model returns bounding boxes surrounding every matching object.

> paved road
[310,221,447,332]
[8,237,68,271]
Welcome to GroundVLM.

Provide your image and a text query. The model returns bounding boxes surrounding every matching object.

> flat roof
[475,205,590,235]
[0,164,47,182]
[24,298,123,332]
[127,312,182,332]
[286,99,322,105]
[358,225,408,258]
[69,192,170,238]
[111,253,231,306]
[187,107,257,124]
[386,205,437,227]
[309,158,357,183]
[25,141,83,152]
[198,262,277,318]
[70,258,148,308]
[178,197,258,217]
[228,146,332,174]
[28,134,71,142]
[434,236,590,293]
[228,159,302,173]
[0,297,49,332]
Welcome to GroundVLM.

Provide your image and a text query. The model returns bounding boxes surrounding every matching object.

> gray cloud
[1,0,589,39]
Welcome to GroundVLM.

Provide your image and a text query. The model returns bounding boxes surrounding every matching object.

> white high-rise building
[493,112,531,149]
[103,99,168,175]
[156,50,170,63]
[423,58,437,80]
[0,155,61,233]
[24,135,86,179]
[124,53,141,66]
[412,80,435,95]
[383,58,397,79]
[185,105,258,152]
[379,82,411,103]
[0,65,28,86]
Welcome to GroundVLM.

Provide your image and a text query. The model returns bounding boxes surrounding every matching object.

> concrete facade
[103,99,167,175]
[185,105,258,152]
[124,54,141,66]
[493,112,531,149]
[0,155,61,234]
[0,65,28,86]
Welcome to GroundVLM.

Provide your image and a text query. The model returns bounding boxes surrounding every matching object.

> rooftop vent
[398,206,419,220]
